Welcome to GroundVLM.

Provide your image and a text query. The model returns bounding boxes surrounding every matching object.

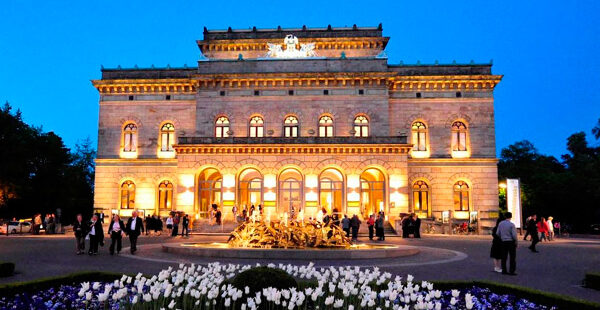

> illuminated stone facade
[92,25,502,230]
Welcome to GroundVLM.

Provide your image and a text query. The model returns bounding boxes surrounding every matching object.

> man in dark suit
[73,214,87,255]
[88,214,104,255]
[126,211,144,254]
[527,214,539,252]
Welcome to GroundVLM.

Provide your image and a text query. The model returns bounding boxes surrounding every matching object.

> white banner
[506,179,522,228]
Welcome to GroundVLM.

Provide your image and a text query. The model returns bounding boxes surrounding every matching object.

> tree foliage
[499,122,600,232]
[0,102,95,223]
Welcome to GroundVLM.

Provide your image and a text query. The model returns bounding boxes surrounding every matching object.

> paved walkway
[0,234,599,303]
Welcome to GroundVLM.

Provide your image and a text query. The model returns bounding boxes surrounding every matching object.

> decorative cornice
[198,37,389,54]
[174,144,412,155]
[389,75,503,91]
[91,78,196,95]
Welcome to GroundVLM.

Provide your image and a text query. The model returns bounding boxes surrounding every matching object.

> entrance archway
[238,168,263,209]
[278,168,303,216]
[360,168,386,218]
[197,168,222,218]
[319,168,344,214]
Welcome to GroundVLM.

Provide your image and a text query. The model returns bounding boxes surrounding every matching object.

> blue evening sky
[1,1,598,158]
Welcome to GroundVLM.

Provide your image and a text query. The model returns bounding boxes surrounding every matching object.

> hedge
[584,272,600,291]
[433,280,600,310]
[0,271,124,297]
[0,262,15,277]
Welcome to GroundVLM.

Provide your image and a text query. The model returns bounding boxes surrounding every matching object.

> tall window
[453,181,470,211]
[120,180,135,209]
[412,121,427,151]
[160,123,175,151]
[354,115,369,137]
[158,180,173,210]
[283,115,299,137]
[249,116,264,137]
[215,116,230,138]
[451,121,468,151]
[412,180,429,214]
[318,115,334,137]
[123,123,137,152]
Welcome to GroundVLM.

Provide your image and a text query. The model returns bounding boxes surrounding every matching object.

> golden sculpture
[227,219,352,249]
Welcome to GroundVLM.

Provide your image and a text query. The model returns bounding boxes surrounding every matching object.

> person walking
[496,212,517,275]
[341,215,350,237]
[126,211,144,254]
[538,217,548,242]
[181,214,189,237]
[547,216,554,241]
[490,217,504,273]
[108,214,126,255]
[350,214,361,242]
[526,214,539,252]
[522,216,532,241]
[73,214,87,255]
[367,214,375,240]
[88,214,104,255]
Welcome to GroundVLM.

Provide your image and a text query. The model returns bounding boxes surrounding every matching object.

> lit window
[412,180,429,213]
[158,180,173,210]
[215,116,230,138]
[249,116,264,137]
[411,121,427,151]
[354,115,369,137]
[283,115,299,137]
[318,115,334,137]
[160,123,175,151]
[451,121,468,151]
[123,123,137,152]
[120,180,135,209]
[453,181,470,211]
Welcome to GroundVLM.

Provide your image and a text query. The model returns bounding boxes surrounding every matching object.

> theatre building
[92,25,502,231]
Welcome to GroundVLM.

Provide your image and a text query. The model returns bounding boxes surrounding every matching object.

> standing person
[496,212,517,275]
[412,213,422,238]
[350,214,361,242]
[522,216,532,241]
[181,214,189,237]
[215,207,222,225]
[88,215,104,255]
[341,215,350,237]
[154,215,163,235]
[367,214,375,240]
[376,213,385,241]
[490,217,504,273]
[33,214,42,235]
[108,214,125,255]
[232,205,238,221]
[166,214,173,235]
[73,214,87,255]
[527,214,539,252]
[547,217,554,241]
[538,217,548,242]
[171,213,180,236]
[47,214,55,235]
[126,211,144,254]
[401,214,411,238]
[144,215,151,236]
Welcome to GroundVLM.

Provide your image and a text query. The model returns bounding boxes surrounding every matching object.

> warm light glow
[177,191,194,207]
[136,187,155,209]
[347,192,360,202]
[499,182,507,189]
[410,150,430,159]
[157,150,176,159]
[119,150,137,159]
[263,174,276,188]
[179,174,195,188]
[389,175,404,189]
[451,150,471,159]
[305,174,318,188]
[347,174,360,188]
[223,174,235,188]
[222,191,235,201]
[264,191,276,201]
[305,190,318,201]
[390,191,407,207]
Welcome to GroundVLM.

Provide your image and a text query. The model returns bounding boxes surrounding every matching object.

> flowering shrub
[0,262,559,310]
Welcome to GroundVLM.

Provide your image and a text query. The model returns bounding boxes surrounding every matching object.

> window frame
[353,115,369,137]
[158,180,174,210]
[120,180,136,209]
[283,115,299,137]
[249,116,264,137]
[215,116,230,138]
[159,123,175,152]
[122,123,138,152]
[453,180,470,211]
[318,115,334,137]
[411,121,427,151]
[412,180,429,214]
[451,121,468,152]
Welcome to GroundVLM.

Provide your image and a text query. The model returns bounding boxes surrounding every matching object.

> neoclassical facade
[92,25,502,230]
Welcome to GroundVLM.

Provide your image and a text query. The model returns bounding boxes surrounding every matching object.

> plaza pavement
[0,233,599,303]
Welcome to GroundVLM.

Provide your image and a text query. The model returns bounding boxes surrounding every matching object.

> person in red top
[367,214,375,240]
[537,217,549,242]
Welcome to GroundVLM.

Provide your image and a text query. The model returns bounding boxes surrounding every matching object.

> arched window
[318,115,334,137]
[120,180,135,209]
[215,116,230,138]
[453,181,470,211]
[123,123,137,152]
[412,180,429,214]
[283,115,299,137]
[411,121,427,151]
[249,116,264,137]
[160,123,175,151]
[158,180,173,210]
[451,121,468,151]
[354,115,369,137]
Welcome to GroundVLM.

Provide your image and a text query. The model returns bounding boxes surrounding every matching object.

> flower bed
[0,263,594,310]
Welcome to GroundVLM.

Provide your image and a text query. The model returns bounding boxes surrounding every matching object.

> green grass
[0,271,124,297]
[433,280,600,310]
[0,262,15,278]
[584,272,600,291]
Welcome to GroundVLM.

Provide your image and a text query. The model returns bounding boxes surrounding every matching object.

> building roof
[202,24,383,40]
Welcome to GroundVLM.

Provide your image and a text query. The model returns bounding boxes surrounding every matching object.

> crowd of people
[31,213,59,235]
